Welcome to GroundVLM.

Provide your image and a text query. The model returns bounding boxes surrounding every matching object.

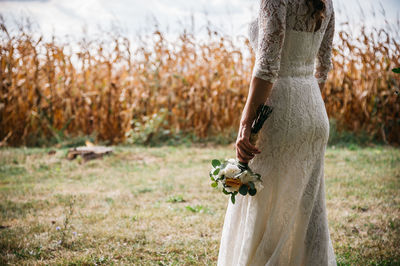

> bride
[217,0,336,265]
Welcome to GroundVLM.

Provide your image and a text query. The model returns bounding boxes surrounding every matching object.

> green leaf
[211,182,218,188]
[185,206,195,212]
[248,188,257,196]
[231,194,236,204]
[392,67,400,74]
[210,175,215,181]
[248,181,255,190]
[233,191,238,195]
[211,159,221,168]
[213,168,220,175]
[222,188,230,195]
[239,184,248,196]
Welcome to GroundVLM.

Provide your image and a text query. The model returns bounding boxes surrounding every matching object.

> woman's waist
[278,62,315,78]
[268,77,322,105]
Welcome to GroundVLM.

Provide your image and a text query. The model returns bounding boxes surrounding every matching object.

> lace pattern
[315,10,335,83]
[252,0,288,83]
[249,0,335,84]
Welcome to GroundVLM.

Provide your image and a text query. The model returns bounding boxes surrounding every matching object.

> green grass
[0,144,399,265]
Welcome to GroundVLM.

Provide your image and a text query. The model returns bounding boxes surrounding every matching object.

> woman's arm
[236,77,273,162]
[236,0,287,163]
[315,7,335,90]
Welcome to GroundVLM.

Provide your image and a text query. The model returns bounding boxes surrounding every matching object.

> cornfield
[0,15,399,146]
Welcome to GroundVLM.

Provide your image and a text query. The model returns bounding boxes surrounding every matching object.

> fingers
[240,140,261,154]
[236,138,261,155]
[235,139,260,164]
[236,148,254,163]
[236,144,254,159]
[235,124,261,163]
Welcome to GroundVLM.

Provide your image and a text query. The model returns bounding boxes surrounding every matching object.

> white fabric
[248,0,335,84]
[217,0,337,265]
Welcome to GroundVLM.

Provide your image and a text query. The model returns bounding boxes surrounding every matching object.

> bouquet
[209,104,273,204]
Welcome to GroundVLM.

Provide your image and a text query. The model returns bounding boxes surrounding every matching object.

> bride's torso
[247,0,334,152]
[249,0,334,79]
[278,30,324,79]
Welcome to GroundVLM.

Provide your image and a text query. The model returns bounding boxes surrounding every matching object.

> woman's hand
[235,122,261,164]
[236,76,273,164]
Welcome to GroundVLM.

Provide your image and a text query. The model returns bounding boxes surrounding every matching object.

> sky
[0,0,399,39]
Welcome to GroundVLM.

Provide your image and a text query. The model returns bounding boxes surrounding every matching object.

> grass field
[0,144,399,265]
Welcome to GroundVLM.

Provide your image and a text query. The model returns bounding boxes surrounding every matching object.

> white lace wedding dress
[217,0,337,265]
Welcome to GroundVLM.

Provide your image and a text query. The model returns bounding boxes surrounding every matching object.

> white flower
[224,186,237,193]
[255,181,264,191]
[227,158,237,164]
[239,170,253,184]
[222,163,241,178]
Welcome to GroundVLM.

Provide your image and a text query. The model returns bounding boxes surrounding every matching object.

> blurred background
[0,0,399,147]
[1,0,399,38]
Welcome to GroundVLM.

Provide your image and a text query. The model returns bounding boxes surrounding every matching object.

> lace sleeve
[315,9,335,84]
[252,0,288,83]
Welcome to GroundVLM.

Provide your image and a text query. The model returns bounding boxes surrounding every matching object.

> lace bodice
[249,0,335,84]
